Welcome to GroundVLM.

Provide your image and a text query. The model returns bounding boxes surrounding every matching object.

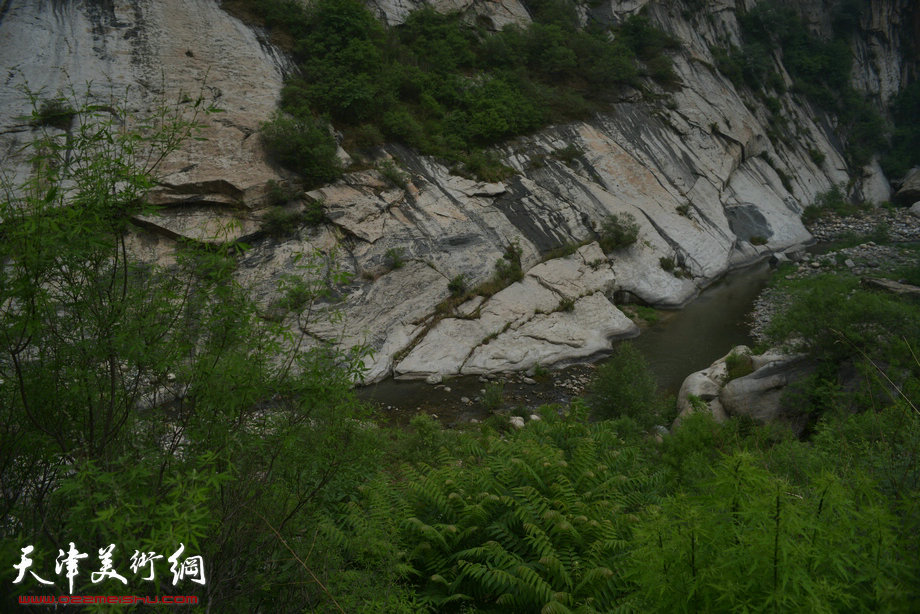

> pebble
[461,396,470,404]
[522,377,536,385]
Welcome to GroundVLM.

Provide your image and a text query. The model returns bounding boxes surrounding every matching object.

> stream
[358,260,774,425]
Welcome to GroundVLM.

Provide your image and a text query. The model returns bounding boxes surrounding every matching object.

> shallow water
[632,261,771,395]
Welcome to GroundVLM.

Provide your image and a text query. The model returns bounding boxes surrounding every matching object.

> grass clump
[385,247,406,270]
[659,256,675,272]
[723,350,754,382]
[482,382,504,411]
[801,186,865,224]
[552,144,583,166]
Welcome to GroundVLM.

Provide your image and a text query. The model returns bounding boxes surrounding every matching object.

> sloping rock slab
[462,292,638,374]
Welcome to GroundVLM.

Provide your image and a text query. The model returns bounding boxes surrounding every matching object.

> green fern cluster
[390,406,663,612]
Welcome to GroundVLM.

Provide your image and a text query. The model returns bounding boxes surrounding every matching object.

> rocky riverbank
[749,207,920,341]
[806,205,920,243]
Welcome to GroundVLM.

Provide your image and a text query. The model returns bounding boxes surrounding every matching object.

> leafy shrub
[32,99,76,130]
[496,242,524,283]
[448,274,467,297]
[766,273,920,366]
[750,235,768,245]
[659,256,676,272]
[378,159,408,189]
[808,147,826,165]
[260,112,341,187]
[459,150,515,183]
[723,350,754,382]
[266,179,298,205]
[552,144,582,166]
[598,212,639,251]
[588,342,664,428]
[302,198,327,225]
[482,382,504,410]
[261,206,304,237]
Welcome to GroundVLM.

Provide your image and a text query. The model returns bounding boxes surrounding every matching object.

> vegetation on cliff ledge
[228,0,679,183]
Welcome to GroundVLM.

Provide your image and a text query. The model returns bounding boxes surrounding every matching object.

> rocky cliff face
[1,0,915,382]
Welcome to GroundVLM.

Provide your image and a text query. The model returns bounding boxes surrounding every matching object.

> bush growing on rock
[260,111,341,188]
[32,98,77,130]
[723,350,754,382]
[447,273,467,297]
[598,212,639,251]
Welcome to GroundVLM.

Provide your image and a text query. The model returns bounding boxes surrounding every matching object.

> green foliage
[448,274,467,297]
[659,256,675,272]
[598,212,639,251]
[764,271,920,428]
[630,452,909,612]
[482,382,505,411]
[749,234,768,245]
[0,93,382,611]
[800,185,861,223]
[261,199,327,237]
[458,150,516,183]
[386,247,407,270]
[474,241,526,297]
[234,0,679,181]
[552,144,582,166]
[881,80,920,179]
[260,111,341,187]
[808,147,826,164]
[261,205,305,237]
[634,305,659,325]
[32,98,77,130]
[723,349,754,382]
[379,159,409,189]
[343,409,663,612]
[766,274,920,360]
[718,1,886,168]
[588,343,665,428]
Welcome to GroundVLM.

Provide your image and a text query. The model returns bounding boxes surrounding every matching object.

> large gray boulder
[673,347,813,431]
[895,168,920,205]
[720,354,816,431]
